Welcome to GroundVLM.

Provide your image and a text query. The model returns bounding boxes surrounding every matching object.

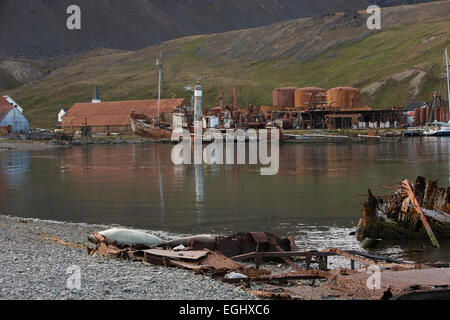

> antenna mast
[156,53,162,123]
[446,49,450,121]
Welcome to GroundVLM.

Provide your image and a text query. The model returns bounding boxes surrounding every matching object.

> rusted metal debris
[87,230,450,300]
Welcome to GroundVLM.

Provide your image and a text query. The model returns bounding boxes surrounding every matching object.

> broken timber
[402,180,440,248]
[356,176,450,242]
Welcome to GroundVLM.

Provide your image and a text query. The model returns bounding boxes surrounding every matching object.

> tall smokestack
[194,85,203,122]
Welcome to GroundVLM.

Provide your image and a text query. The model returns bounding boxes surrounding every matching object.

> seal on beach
[88,228,163,247]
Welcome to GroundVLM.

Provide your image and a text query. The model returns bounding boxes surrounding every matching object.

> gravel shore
[0,215,259,300]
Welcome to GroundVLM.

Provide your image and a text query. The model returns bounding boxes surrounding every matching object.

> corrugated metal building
[0,97,30,135]
[62,98,186,133]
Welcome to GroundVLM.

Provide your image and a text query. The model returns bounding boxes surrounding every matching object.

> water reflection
[0,138,450,262]
[158,152,165,224]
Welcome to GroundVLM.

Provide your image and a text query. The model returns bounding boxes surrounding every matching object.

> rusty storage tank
[425,108,430,124]
[261,105,281,112]
[420,108,427,125]
[441,107,446,122]
[414,108,421,126]
[294,87,327,110]
[435,107,441,122]
[327,87,361,109]
[273,87,298,107]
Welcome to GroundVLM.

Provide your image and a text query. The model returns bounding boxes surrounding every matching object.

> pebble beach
[0,215,258,300]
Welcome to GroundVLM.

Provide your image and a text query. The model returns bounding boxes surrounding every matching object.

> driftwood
[357,177,450,242]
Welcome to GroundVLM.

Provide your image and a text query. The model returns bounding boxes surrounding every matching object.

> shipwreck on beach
[357,176,450,247]
[87,228,450,300]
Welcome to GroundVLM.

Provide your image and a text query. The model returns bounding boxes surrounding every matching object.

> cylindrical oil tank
[434,107,441,122]
[440,107,446,123]
[273,87,298,107]
[327,87,361,109]
[420,108,427,125]
[425,108,430,124]
[446,108,449,122]
[294,87,327,110]
[414,108,421,126]
[261,105,281,112]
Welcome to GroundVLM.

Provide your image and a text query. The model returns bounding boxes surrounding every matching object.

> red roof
[62,98,185,127]
[0,96,10,107]
[0,105,13,121]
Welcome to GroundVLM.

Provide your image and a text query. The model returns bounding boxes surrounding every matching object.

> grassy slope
[0,69,22,91]
[3,2,450,128]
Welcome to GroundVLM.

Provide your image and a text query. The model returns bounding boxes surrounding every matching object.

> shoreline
[0,215,258,300]
[0,129,424,152]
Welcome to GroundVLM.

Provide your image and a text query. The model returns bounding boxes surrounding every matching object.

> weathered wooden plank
[403,180,440,248]
[413,176,426,206]
[423,179,438,209]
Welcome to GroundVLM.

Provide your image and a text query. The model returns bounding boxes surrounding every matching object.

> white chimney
[194,85,202,122]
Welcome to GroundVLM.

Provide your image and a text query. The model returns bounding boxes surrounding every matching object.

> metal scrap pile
[87,229,450,300]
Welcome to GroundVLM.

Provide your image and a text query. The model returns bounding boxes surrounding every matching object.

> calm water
[1,137,450,262]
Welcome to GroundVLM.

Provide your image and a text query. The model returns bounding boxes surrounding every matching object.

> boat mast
[446,49,450,121]
[156,53,162,123]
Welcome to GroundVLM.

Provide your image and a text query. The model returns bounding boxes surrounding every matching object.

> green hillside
[2,1,450,128]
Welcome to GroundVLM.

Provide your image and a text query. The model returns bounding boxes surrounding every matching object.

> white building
[58,108,67,123]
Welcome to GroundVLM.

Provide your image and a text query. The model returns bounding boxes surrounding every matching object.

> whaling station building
[62,87,186,134]
[0,96,29,135]
[61,85,410,134]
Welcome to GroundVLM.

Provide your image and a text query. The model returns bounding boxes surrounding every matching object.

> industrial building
[0,96,29,135]
[62,98,186,134]
[271,86,406,130]
[412,94,449,126]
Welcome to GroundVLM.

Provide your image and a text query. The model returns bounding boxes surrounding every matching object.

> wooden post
[402,180,440,248]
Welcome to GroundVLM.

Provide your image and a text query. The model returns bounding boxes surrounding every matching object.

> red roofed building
[62,98,186,134]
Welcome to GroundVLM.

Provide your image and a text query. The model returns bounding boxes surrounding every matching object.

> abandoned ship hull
[356,177,450,243]
[130,116,172,140]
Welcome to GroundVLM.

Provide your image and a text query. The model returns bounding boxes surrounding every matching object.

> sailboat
[130,54,173,140]
[424,49,450,136]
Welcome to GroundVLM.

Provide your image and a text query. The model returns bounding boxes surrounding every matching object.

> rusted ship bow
[130,112,172,140]
[357,177,450,244]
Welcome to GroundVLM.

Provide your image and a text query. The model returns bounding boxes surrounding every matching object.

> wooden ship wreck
[357,177,450,247]
[130,112,173,140]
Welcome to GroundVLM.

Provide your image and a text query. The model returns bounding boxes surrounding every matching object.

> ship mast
[156,53,162,124]
[446,49,450,121]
